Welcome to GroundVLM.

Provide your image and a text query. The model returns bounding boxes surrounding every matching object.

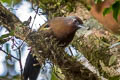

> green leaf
[9,30,14,36]
[0,39,7,44]
[51,66,64,80]
[109,76,120,80]
[5,43,12,61]
[13,0,21,5]
[112,1,120,21]
[0,34,10,40]
[6,43,10,53]
[0,31,14,40]
[51,71,59,80]
[103,7,112,16]
[0,0,11,5]
[0,0,21,6]
[66,2,73,12]
[109,54,117,66]
[94,0,103,4]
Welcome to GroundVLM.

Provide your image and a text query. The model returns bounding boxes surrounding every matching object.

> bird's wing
[23,53,41,80]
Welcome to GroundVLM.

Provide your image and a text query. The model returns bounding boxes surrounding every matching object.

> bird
[23,16,86,80]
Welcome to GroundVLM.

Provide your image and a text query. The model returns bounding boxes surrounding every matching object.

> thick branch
[27,31,99,80]
[0,2,29,40]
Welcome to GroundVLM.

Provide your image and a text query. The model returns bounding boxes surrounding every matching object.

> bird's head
[48,16,86,39]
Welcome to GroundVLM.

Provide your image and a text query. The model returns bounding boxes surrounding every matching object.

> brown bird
[23,16,86,80]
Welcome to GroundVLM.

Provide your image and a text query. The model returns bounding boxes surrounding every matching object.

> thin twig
[0,49,19,61]
[11,37,24,79]
[30,7,39,30]
[39,15,47,22]
[68,46,74,56]
[18,47,23,80]
[22,7,39,41]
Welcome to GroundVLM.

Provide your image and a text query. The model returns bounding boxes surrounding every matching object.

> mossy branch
[26,31,98,80]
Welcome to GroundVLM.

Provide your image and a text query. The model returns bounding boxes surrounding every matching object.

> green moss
[72,34,118,78]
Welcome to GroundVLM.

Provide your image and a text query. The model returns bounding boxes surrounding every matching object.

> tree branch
[0,2,29,40]
[0,2,99,80]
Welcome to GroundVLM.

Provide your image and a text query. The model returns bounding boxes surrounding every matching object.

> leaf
[6,43,10,53]
[0,0,11,5]
[109,54,117,66]
[109,76,120,80]
[51,70,59,80]
[103,0,120,22]
[1,0,21,6]
[5,44,12,61]
[94,0,103,4]
[51,66,65,80]
[103,7,112,16]
[66,2,73,12]
[0,31,14,40]
[13,0,21,5]
[0,34,10,40]
[112,1,120,21]
[0,40,7,44]
[9,30,14,36]
[5,54,12,61]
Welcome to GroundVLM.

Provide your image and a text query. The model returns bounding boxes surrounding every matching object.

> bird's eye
[73,19,78,23]
[73,19,79,25]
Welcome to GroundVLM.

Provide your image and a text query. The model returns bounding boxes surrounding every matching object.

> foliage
[0,31,14,44]
[103,0,120,21]
[1,0,120,21]
[51,72,59,80]
[0,31,14,40]
[27,0,77,19]
[0,0,21,6]
[51,68,60,80]
[109,76,120,80]
[109,54,117,66]
[94,0,103,4]
[51,65,65,80]
[72,29,120,78]
[93,0,120,21]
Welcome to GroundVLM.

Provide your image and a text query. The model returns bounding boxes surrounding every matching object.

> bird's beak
[77,24,89,30]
